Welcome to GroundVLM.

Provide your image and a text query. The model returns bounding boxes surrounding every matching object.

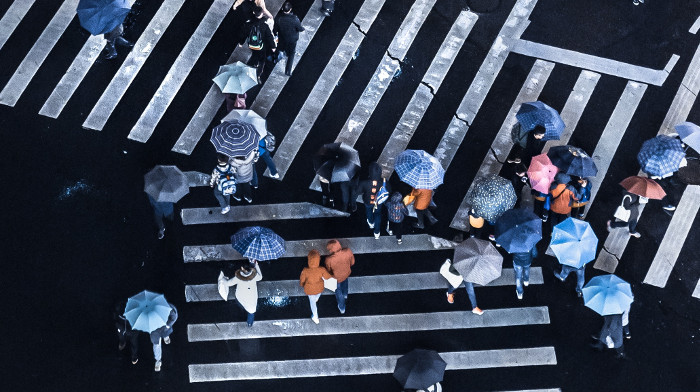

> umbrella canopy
[77,0,131,35]
[393,349,446,389]
[212,61,258,94]
[143,165,189,203]
[583,274,634,316]
[619,176,666,199]
[550,218,598,268]
[494,209,542,254]
[394,150,445,190]
[515,101,565,141]
[123,290,172,333]
[452,238,503,286]
[467,175,517,222]
[313,142,361,183]
[210,120,260,158]
[675,122,700,152]
[231,226,285,261]
[546,145,597,177]
[527,154,559,193]
[222,109,267,138]
[637,135,685,177]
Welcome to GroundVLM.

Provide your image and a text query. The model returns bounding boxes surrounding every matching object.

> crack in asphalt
[352,21,367,35]
[421,81,436,96]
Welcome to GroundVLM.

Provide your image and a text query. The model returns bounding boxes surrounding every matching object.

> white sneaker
[367,219,375,229]
[374,233,380,239]
[154,361,161,372]
[311,317,320,324]
[221,206,230,214]
[271,173,280,179]
[163,336,171,345]
[516,291,523,300]
[523,281,529,287]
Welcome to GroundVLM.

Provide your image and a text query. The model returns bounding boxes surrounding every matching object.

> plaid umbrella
[527,154,559,193]
[546,145,597,177]
[550,218,598,268]
[77,0,131,35]
[637,135,685,177]
[210,120,260,158]
[494,209,542,254]
[394,150,445,190]
[222,109,267,138]
[123,291,172,333]
[393,349,446,390]
[452,237,503,286]
[212,62,258,94]
[675,122,700,152]
[144,165,189,203]
[583,274,634,316]
[467,175,517,222]
[619,176,666,199]
[231,226,285,261]
[313,142,361,183]
[515,101,565,141]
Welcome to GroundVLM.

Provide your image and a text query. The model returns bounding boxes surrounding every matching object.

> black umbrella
[547,145,597,177]
[393,349,446,390]
[144,165,189,203]
[313,142,361,182]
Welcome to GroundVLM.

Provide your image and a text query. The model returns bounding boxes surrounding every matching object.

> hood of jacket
[368,162,382,181]
[326,240,342,254]
[554,172,571,185]
[307,250,320,268]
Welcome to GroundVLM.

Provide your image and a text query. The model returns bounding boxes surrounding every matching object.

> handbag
[403,194,415,206]
[613,195,632,222]
[217,271,230,301]
[323,277,337,292]
[439,260,463,289]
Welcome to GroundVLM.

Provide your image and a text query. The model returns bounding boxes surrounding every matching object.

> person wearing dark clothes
[321,0,334,16]
[147,195,174,240]
[355,162,390,238]
[607,191,646,238]
[508,125,546,166]
[651,174,681,215]
[590,313,626,359]
[114,302,139,364]
[319,175,358,212]
[274,2,305,76]
[103,24,133,60]
[511,163,529,208]
[246,7,276,77]
[570,177,592,219]
[513,245,537,300]
[385,192,408,243]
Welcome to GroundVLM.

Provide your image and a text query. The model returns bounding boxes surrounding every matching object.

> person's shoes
[446,292,455,304]
[374,233,380,239]
[516,290,523,300]
[427,215,438,225]
[629,231,641,238]
[119,342,126,351]
[252,184,258,189]
[131,358,138,365]
[163,336,170,345]
[387,229,394,235]
[387,223,393,236]
[285,71,292,76]
[663,209,674,217]
[247,321,253,327]
[154,361,161,372]
[606,220,612,232]
[328,198,334,207]
[338,306,345,314]
[397,238,402,244]
[104,44,118,59]
[662,205,676,211]
[578,213,585,219]
[523,280,529,287]
[633,0,640,4]
[311,316,320,324]
[232,195,242,202]
[624,330,631,340]
[116,37,134,47]
[589,343,603,351]
[507,158,521,164]
[412,222,425,229]
[576,290,583,298]
[472,307,484,315]
[322,9,331,16]
[541,214,548,222]
[157,228,165,240]
[244,196,253,203]
[554,272,565,282]
[367,219,375,229]
[221,206,230,214]
[271,172,280,179]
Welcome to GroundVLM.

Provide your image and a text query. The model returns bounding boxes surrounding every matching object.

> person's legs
[251,167,259,188]
[557,264,573,280]
[127,332,139,362]
[513,263,524,296]
[423,208,438,225]
[335,280,347,313]
[464,282,478,309]
[308,294,320,320]
[372,208,381,235]
[415,209,426,228]
[152,339,162,362]
[213,189,229,209]
[284,43,297,75]
[153,210,165,232]
[246,312,255,326]
[339,181,351,212]
[575,266,585,295]
[365,205,375,228]
[523,264,531,284]
[321,181,333,205]
[260,150,278,176]
[609,219,630,229]
[238,182,253,202]
[392,220,403,241]
[628,206,641,234]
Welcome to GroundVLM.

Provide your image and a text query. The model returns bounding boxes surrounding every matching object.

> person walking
[103,24,133,60]
[651,174,680,216]
[442,259,483,315]
[218,261,263,326]
[274,2,305,76]
[590,313,626,359]
[210,154,237,214]
[513,244,537,300]
[114,301,139,365]
[147,195,174,240]
[570,177,592,219]
[385,192,408,244]
[233,0,273,20]
[511,163,529,208]
[245,7,276,77]
[356,162,390,238]
[507,125,546,166]
[543,173,579,227]
[555,264,586,298]
[606,191,646,238]
[321,0,334,16]
[324,240,355,314]
[299,249,331,324]
[257,136,279,179]
[230,150,257,203]
[467,209,488,240]
[408,187,437,229]
[150,301,177,372]
[319,175,358,212]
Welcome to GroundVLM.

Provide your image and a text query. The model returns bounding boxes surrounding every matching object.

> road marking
[542,70,600,152]
[510,38,679,87]
[184,171,210,187]
[269,0,387,179]
[690,15,700,34]
[181,203,349,225]
[185,268,546,302]
[0,0,36,51]
[693,279,700,299]
[188,347,557,382]
[183,234,455,262]
[82,0,186,131]
[0,0,79,107]
[450,59,555,231]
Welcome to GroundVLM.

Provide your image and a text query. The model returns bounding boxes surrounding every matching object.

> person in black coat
[274,2,305,76]
[590,313,626,359]
[508,125,546,166]
[246,7,276,76]
[114,301,139,364]
[355,162,390,238]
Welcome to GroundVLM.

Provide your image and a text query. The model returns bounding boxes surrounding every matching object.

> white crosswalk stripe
[181,202,350,225]
[0,0,36,51]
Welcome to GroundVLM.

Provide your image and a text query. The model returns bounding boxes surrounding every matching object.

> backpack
[375,179,389,205]
[216,166,237,196]
[247,23,264,50]
[264,132,276,152]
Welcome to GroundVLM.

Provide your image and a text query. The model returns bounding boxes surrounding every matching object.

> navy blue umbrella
[231,226,285,261]
[494,209,542,254]
[637,135,686,177]
[210,120,260,158]
[393,349,446,390]
[547,145,597,177]
[77,0,131,36]
[515,101,565,141]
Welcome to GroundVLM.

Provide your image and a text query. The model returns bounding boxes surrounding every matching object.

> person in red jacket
[324,240,355,314]
[299,249,331,324]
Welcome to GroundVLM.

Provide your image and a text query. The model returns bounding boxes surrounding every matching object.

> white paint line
[185,268,545,302]
[0,0,36,51]
[510,38,679,86]
[184,171,210,187]
[450,60,555,231]
[183,234,456,262]
[690,15,700,34]
[189,347,557,382]
[181,202,349,225]
[81,0,187,131]
[0,0,80,107]
[693,278,700,299]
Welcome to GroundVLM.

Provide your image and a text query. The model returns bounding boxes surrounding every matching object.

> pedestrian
[245,7,277,77]
[230,150,257,203]
[150,301,177,372]
[385,192,408,244]
[543,173,579,227]
[257,135,279,179]
[355,162,390,238]
[513,244,537,300]
[441,258,484,315]
[319,175,358,212]
[511,163,529,208]
[103,24,133,60]
[299,249,331,324]
[606,191,646,238]
[554,264,586,298]
[114,301,139,365]
[147,194,174,239]
[218,260,263,326]
[225,93,247,112]
[507,125,546,166]
[324,240,355,314]
[651,174,681,216]
[570,177,592,219]
[590,313,626,359]
[274,1,305,76]
[407,187,437,229]
[210,153,237,214]
[321,0,334,16]
[233,0,273,20]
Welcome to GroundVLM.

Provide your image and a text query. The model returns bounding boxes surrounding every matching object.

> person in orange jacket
[324,240,355,314]
[299,249,331,324]
[409,188,437,229]
[543,173,579,228]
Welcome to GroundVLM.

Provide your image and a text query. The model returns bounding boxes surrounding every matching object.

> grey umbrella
[452,237,503,286]
[144,165,189,203]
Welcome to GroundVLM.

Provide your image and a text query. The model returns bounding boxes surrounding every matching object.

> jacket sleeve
[350,251,355,266]
[322,267,331,280]
[210,168,218,187]
[263,23,276,50]
[299,270,306,287]
[167,304,178,327]
[295,16,304,32]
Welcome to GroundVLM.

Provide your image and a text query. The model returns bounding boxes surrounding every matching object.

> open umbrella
[231,226,285,261]
[466,175,517,222]
[546,145,597,177]
[583,274,634,316]
[394,150,445,189]
[123,290,172,333]
[222,109,267,138]
[678,157,700,185]
[637,135,685,177]
[619,176,666,199]
[527,154,559,193]
[77,0,131,36]
[550,218,598,268]
[212,62,258,94]
[393,349,446,390]
[452,238,503,286]
[675,122,700,152]
[494,209,542,254]
[210,120,260,158]
[515,101,565,141]
[313,142,361,183]
[144,165,189,203]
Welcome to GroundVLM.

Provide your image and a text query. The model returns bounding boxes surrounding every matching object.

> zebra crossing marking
[0,0,80,107]
[450,59,555,231]
[0,0,36,51]
[188,347,557,382]
[690,15,700,34]
[693,279,700,299]
[82,0,187,131]
[181,203,350,225]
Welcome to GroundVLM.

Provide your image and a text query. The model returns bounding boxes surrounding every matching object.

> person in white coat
[218,261,263,326]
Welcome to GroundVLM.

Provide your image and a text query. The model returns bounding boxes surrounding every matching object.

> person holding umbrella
[144,165,190,239]
[123,291,178,372]
[299,249,331,324]
[583,274,634,359]
[606,176,666,238]
[507,125,546,165]
[637,135,686,214]
[543,173,579,227]
[466,175,518,229]
[114,301,139,365]
[393,349,446,391]
[551,218,598,297]
[495,209,543,300]
[314,143,361,212]
[274,2,305,76]
[356,162,390,238]
[210,154,237,214]
[218,260,263,326]
[441,258,483,315]
[77,0,133,59]
[394,150,444,229]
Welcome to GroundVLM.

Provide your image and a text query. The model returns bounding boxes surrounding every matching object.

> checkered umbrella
[546,145,597,177]
[515,101,565,141]
[675,122,700,152]
[550,217,598,268]
[452,237,503,286]
[210,120,260,158]
[143,165,189,203]
[212,62,258,94]
[231,226,285,261]
[222,109,267,138]
[637,135,685,177]
[466,175,517,222]
[394,150,445,190]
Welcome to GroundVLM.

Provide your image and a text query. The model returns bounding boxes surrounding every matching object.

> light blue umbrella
[212,62,258,94]
[77,0,131,36]
[231,226,286,261]
[550,218,598,268]
[395,150,445,190]
[124,291,172,333]
[582,274,634,316]
[675,122,700,152]
[637,135,685,177]
[515,101,565,141]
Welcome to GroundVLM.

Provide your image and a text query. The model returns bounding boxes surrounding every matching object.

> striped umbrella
[210,120,260,158]
[231,226,285,261]
[212,62,258,94]
[222,109,267,138]
[467,175,517,222]
[675,122,700,152]
[637,135,685,177]
[515,101,565,141]
[452,237,503,286]
[394,150,445,189]
[583,274,634,316]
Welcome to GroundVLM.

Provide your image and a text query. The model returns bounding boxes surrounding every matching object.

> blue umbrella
[123,290,172,333]
[637,135,685,177]
[582,274,634,316]
[466,175,517,223]
[231,226,285,261]
[550,217,598,268]
[395,150,445,189]
[546,145,597,177]
[675,122,700,152]
[210,120,260,158]
[515,101,565,141]
[494,209,542,254]
[77,0,131,36]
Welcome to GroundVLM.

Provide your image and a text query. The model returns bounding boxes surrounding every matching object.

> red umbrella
[619,176,666,199]
[527,154,559,193]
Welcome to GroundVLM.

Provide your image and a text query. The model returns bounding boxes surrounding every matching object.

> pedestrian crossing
[0,0,36,51]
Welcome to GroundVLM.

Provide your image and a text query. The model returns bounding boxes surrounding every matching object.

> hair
[515,163,528,174]
[532,125,546,136]
[217,153,229,163]
[282,1,292,12]
[252,5,263,17]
